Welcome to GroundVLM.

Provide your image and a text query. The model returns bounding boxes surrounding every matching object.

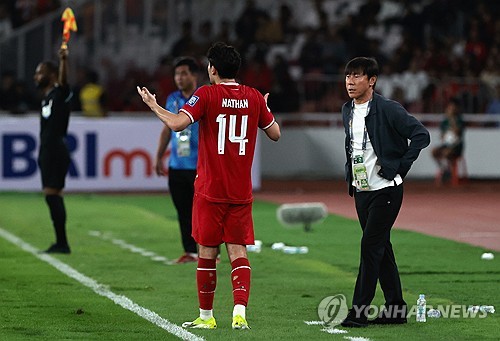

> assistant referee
[34,47,72,254]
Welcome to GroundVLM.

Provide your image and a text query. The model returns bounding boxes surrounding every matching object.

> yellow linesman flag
[61,7,78,48]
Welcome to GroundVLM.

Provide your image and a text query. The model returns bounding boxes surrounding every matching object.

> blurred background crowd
[1,0,500,116]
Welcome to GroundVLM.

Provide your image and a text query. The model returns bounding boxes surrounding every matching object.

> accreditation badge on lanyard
[177,128,191,157]
[349,100,371,191]
[172,99,191,157]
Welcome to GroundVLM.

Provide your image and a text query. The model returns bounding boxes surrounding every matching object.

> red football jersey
[180,82,275,204]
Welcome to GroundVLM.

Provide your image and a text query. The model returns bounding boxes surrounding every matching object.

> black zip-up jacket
[342,93,430,196]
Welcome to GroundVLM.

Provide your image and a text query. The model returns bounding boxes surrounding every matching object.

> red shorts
[192,193,254,247]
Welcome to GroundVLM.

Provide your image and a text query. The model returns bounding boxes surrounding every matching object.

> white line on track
[88,230,176,265]
[0,227,204,341]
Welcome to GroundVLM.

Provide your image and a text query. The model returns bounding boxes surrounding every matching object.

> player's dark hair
[344,57,379,80]
[174,57,200,74]
[42,61,59,76]
[207,42,241,79]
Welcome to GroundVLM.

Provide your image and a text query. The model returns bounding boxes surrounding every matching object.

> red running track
[255,180,500,252]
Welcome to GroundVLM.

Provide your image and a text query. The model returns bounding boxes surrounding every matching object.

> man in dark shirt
[341,57,430,327]
[34,47,72,254]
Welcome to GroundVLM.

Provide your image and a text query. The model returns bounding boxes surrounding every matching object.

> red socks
[197,258,217,310]
[231,257,251,306]
[196,257,251,310]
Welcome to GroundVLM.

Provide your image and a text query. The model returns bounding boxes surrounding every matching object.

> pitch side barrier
[259,112,500,179]
[0,114,262,192]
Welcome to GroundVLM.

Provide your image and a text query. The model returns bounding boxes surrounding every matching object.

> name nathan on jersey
[222,98,249,109]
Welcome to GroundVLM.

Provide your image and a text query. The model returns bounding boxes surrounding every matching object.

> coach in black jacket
[340,57,430,327]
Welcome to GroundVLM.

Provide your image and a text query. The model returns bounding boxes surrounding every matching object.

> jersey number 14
[216,114,249,155]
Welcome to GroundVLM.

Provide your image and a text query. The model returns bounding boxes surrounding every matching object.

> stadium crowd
[1,0,500,115]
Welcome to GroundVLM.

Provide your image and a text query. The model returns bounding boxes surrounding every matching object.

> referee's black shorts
[38,146,70,189]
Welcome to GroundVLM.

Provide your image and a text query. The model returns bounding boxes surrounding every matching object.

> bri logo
[2,132,169,179]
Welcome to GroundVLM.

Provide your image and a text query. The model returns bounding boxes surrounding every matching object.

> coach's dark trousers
[352,184,407,315]
[168,168,197,254]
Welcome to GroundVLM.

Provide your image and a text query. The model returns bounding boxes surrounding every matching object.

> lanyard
[348,99,371,155]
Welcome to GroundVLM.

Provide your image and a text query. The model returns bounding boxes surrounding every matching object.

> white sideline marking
[304,320,324,325]
[322,327,348,334]
[89,230,176,265]
[0,227,203,341]
[304,320,372,341]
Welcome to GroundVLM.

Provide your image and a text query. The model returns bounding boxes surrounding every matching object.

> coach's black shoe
[341,309,368,328]
[44,243,71,254]
[369,306,407,325]
[369,316,407,325]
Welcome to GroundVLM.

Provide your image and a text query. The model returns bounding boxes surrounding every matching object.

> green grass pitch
[0,192,498,340]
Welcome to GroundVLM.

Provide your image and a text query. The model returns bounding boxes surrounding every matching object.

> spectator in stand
[0,3,13,38]
[277,3,297,43]
[465,19,488,75]
[214,19,234,45]
[0,70,37,114]
[149,56,176,108]
[255,11,282,44]
[0,70,18,112]
[13,80,37,113]
[12,0,499,116]
[432,97,465,182]
[239,48,273,95]
[479,55,500,102]
[321,28,349,74]
[235,0,265,53]
[486,83,500,118]
[374,62,399,100]
[11,0,37,28]
[299,28,324,73]
[194,20,214,56]
[399,57,430,111]
[10,0,60,28]
[268,54,299,113]
[80,69,107,117]
[171,20,197,58]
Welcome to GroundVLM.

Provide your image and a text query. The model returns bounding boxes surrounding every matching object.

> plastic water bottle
[246,240,262,253]
[479,305,495,314]
[427,309,441,318]
[271,242,285,250]
[282,246,309,254]
[417,294,426,322]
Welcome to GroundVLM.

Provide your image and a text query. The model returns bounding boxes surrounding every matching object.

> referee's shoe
[44,243,71,254]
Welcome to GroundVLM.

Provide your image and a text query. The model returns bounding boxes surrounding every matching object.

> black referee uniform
[37,82,72,254]
[38,84,71,189]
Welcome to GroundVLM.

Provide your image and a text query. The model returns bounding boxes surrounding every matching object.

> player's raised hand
[59,47,68,60]
[264,92,272,112]
[137,86,157,108]
[264,93,269,104]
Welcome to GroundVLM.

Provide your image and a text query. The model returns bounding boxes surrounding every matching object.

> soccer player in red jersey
[138,42,280,330]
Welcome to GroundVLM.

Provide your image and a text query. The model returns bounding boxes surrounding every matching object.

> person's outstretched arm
[137,86,191,131]
[58,47,69,87]
[264,121,281,141]
[263,93,281,141]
